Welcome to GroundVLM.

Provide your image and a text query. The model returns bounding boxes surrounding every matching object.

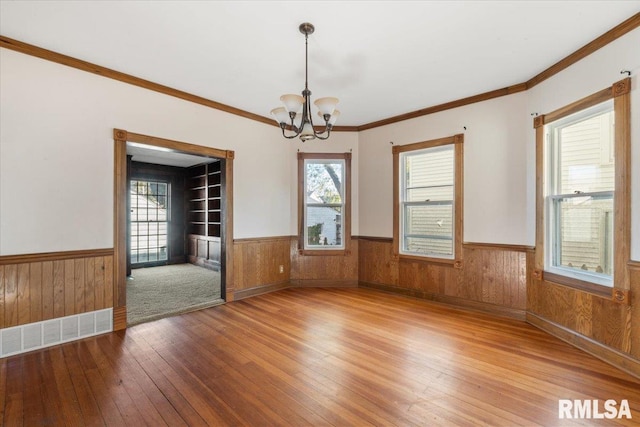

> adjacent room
[126,143,225,325]
[1,1,639,425]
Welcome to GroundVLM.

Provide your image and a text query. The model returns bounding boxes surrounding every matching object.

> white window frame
[544,100,614,287]
[303,158,346,251]
[399,145,455,259]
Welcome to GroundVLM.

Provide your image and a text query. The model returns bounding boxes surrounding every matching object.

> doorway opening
[113,129,234,330]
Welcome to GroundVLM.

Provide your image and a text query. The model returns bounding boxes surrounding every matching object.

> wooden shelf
[186,160,222,238]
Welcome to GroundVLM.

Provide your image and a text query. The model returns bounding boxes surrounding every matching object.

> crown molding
[1,12,638,132]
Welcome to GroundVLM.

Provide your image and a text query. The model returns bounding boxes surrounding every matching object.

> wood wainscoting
[358,237,530,319]
[233,236,291,300]
[187,234,221,271]
[526,260,640,377]
[233,236,359,300]
[0,249,114,329]
[290,236,358,288]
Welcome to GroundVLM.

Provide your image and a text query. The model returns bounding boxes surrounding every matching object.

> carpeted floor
[127,264,223,326]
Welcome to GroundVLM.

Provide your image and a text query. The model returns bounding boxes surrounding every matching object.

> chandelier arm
[280,126,301,139]
[314,129,331,140]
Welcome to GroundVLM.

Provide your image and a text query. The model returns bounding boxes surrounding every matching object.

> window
[130,179,169,265]
[535,78,631,297]
[545,101,614,286]
[393,135,463,262]
[298,153,351,254]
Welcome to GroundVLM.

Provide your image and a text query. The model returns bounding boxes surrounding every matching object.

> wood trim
[525,13,640,89]
[233,236,293,244]
[296,152,352,256]
[233,282,290,301]
[360,281,526,321]
[628,260,640,270]
[542,271,612,299]
[222,151,234,302]
[534,78,631,292]
[542,87,612,124]
[391,134,461,154]
[113,129,235,318]
[359,84,528,131]
[462,242,535,252]
[534,115,544,272]
[454,135,464,264]
[0,248,113,265]
[114,134,127,309]
[355,236,393,243]
[392,134,463,264]
[121,129,232,160]
[113,306,127,331]
[3,13,637,133]
[392,146,400,258]
[613,83,631,292]
[398,254,455,266]
[526,312,640,379]
[0,36,275,127]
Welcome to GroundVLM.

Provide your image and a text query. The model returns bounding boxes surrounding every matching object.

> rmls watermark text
[559,399,632,419]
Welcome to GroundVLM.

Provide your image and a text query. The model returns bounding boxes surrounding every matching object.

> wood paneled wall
[527,260,639,364]
[358,237,529,318]
[290,237,358,286]
[188,235,221,271]
[233,236,291,298]
[232,236,359,299]
[0,250,114,329]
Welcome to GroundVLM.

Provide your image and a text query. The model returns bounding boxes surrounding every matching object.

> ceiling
[127,142,218,168]
[1,1,639,127]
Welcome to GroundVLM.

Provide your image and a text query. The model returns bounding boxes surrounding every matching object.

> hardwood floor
[2,287,639,426]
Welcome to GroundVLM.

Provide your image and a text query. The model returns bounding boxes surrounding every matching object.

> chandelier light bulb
[280,94,304,114]
[314,97,339,116]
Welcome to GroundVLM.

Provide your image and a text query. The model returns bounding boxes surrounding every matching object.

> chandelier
[270,22,340,141]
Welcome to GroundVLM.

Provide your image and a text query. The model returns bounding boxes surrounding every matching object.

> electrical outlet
[279,265,284,274]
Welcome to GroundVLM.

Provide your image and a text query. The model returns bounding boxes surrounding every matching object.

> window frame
[544,100,615,287]
[297,152,351,256]
[393,134,464,265]
[534,78,631,301]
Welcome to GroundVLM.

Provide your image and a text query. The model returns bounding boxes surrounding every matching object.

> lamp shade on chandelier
[271,22,339,141]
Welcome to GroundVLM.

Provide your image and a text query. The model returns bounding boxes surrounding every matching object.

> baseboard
[234,279,358,300]
[113,306,127,331]
[234,282,290,300]
[290,279,358,288]
[526,312,640,379]
[1,308,113,358]
[359,281,526,320]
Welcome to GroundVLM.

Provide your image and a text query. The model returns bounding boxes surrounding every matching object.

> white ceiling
[127,142,218,168]
[1,1,639,127]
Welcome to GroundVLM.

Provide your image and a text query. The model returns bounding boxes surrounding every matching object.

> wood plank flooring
[2,287,639,426]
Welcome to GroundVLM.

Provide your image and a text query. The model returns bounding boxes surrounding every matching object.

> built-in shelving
[186,161,222,271]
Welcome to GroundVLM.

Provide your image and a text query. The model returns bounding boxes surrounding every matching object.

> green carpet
[127,264,223,326]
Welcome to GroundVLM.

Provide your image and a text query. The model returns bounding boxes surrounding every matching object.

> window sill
[298,249,351,257]
[397,253,456,267]
[542,271,611,299]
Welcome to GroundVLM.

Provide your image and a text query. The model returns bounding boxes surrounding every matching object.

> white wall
[527,27,640,260]
[0,49,293,254]
[358,92,530,245]
[2,26,639,258]
[357,27,640,259]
